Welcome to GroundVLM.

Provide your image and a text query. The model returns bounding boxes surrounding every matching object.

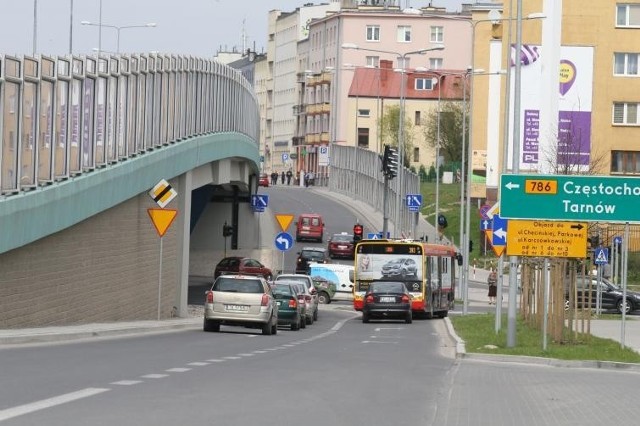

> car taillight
[365,294,374,303]
[305,295,312,302]
[289,298,297,308]
[206,291,214,304]
[261,294,270,306]
[401,294,410,303]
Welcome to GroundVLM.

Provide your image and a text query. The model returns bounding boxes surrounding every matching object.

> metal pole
[117,27,121,54]
[542,258,550,350]
[33,0,37,55]
[157,237,163,320]
[434,74,442,240]
[621,223,629,349]
[98,0,103,56]
[396,66,407,238]
[382,176,389,236]
[69,0,74,54]
[507,0,524,348]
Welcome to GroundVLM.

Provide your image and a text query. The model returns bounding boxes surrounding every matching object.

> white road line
[223,356,241,360]
[206,359,226,362]
[238,353,255,357]
[188,362,209,366]
[110,380,141,386]
[0,387,110,422]
[166,368,191,373]
[253,350,267,354]
[141,374,169,379]
[361,340,398,344]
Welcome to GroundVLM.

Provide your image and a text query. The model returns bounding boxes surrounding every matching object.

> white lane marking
[223,356,241,360]
[282,344,295,347]
[238,353,254,357]
[0,387,110,422]
[332,314,359,332]
[188,362,209,366]
[206,359,226,363]
[166,368,191,373]
[141,374,168,379]
[374,327,404,331]
[253,350,267,354]
[362,340,398,344]
[110,380,141,386]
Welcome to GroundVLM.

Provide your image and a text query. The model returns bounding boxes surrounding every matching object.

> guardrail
[0,53,259,196]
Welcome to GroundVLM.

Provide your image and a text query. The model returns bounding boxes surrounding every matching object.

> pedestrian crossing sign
[594,247,609,265]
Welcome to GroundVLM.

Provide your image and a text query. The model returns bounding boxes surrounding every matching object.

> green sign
[499,174,640,223]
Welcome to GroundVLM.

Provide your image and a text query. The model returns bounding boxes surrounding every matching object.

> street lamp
[342,43,445,238]
[81,20,156,53]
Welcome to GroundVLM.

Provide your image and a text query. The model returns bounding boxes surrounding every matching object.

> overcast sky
[0,0,466,58]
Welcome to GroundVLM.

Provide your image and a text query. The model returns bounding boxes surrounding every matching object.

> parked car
[310,276,337,304]
[203,274,278,335]
[214,257,272,280]
[295,247,328,274]
[564,276,640,314]
[274,273,319,323]
[271,282,305,331]
[327,232,355,259]
[380,258,418,279]
[295,213,324,242]
[258,173,270,187]
[362,281,412,324]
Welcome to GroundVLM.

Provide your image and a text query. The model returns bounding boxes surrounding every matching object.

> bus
[353,240,460,318]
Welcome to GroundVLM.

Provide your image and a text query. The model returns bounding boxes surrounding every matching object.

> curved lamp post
[81,20,156,53]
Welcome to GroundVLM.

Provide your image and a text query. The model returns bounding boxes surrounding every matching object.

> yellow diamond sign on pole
[275,214,294,232]
[148,208,178,237]
[149,179,178,208]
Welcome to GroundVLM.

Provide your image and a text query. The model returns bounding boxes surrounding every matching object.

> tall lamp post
[81,20,156,53]
[341,43,445,238]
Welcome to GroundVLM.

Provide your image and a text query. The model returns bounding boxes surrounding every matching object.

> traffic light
[469,239,473,252]
[381,145,399,179]
[588,235,600,248]
[353,223,364,242]
[222,222,234,237]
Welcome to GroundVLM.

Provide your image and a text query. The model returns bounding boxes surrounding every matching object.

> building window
[613,102,640,124]
[366,56,380,67]
[614,52,639,75]
[611,150,640,174]
[430,26,444,43]
[357,127,369,148]
[414,111,421,125]
[366,25,380,41]
[415,78,434,90]
[397,26,412,42]
[397,57,411,69]
[429,58,443,70]
[413,147,420,162]
[358,109,370,117]
[617,4,640,27]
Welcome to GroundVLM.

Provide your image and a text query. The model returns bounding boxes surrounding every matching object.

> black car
[565,276,640,314]
[362,281,412,324]
[295,247,328,274]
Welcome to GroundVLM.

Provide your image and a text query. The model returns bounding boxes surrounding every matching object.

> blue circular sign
[614,236,623,245]
[274,232,294,251]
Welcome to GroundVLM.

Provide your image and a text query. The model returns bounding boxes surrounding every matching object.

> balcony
[293,104,306,116]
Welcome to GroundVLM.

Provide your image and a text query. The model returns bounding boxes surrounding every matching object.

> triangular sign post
[148,208,178,237]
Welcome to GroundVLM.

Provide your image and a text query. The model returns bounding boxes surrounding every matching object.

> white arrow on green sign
[499,174,640,223]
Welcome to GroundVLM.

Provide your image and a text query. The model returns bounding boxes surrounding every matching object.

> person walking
[270,171,278,185]
[286,169,293,185]
[487,269,498,305]
[281,171,286,185]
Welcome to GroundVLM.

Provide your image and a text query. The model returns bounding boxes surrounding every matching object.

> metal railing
[0,53,259,195]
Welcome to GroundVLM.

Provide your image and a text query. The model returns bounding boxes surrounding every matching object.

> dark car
[258,173,269,187]
[327,232,354,259]
[271,282,305,331]
[214,257,273,280]
[381,258,418,278]
[295,247,328,274]
[565,276,640,314]
[362,281,412,324]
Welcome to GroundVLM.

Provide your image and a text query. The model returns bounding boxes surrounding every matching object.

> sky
[0,0,466,58]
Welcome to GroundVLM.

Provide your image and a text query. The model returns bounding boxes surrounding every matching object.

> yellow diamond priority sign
[149,179,178,208]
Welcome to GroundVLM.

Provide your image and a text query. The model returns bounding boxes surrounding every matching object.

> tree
[378,104,414,167]
[422,100,468,166]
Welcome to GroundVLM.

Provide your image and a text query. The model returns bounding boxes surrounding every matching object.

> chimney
[380,59,392,83]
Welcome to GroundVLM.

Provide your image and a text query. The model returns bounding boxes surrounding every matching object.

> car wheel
[301,316,306,329]
[313,307,318,321]
[405,312,413,324]
[617,299,632,315]
[203,318,220,332]
[272,321,278,335]
[262,317,273,335]
[306,315,314,325]
[362,313,369,323]
[291,319,300,331]
[318,291,330,304]
[318,236,323,243]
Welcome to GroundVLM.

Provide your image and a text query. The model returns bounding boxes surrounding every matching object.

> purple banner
[558,110,591,166]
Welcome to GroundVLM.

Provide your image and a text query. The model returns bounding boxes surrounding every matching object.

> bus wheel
[437,311,448,318]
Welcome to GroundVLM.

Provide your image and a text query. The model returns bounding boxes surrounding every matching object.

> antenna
[241,18,247,53]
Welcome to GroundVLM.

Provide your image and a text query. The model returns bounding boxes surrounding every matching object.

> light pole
[341,43,445,238]
[81,20,156,53]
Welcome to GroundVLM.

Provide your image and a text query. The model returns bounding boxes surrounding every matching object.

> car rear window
[302,250,325,260]
[311,218,320,226]
[332,234,352,242]
[272,284,293,297]
[370,282,405,293]
[213,278,264,293]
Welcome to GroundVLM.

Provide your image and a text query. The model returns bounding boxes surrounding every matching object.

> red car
[214,257,273,280]
[258,173,269,187]
[327,233,354,259]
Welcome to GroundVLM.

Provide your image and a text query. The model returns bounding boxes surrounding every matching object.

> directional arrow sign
[492,215,508,246]
[251,194,269,208]
[481,219,491,231]
[275,232,294,251]
[406,194,422,212]
[506,220,588,258]
[500,174,640,222]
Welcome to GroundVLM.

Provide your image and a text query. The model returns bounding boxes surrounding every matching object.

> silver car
[275,274,319,324]
[204,275,278,335]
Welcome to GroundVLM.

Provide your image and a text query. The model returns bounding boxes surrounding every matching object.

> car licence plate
[380,296,395,303]
[225,304,249,312]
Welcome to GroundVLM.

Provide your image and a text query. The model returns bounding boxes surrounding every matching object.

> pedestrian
[281,171,285,185]
[286,169,293,185]
[487,269,498,305]
[304,171,310,187]
[270,171,278,185]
